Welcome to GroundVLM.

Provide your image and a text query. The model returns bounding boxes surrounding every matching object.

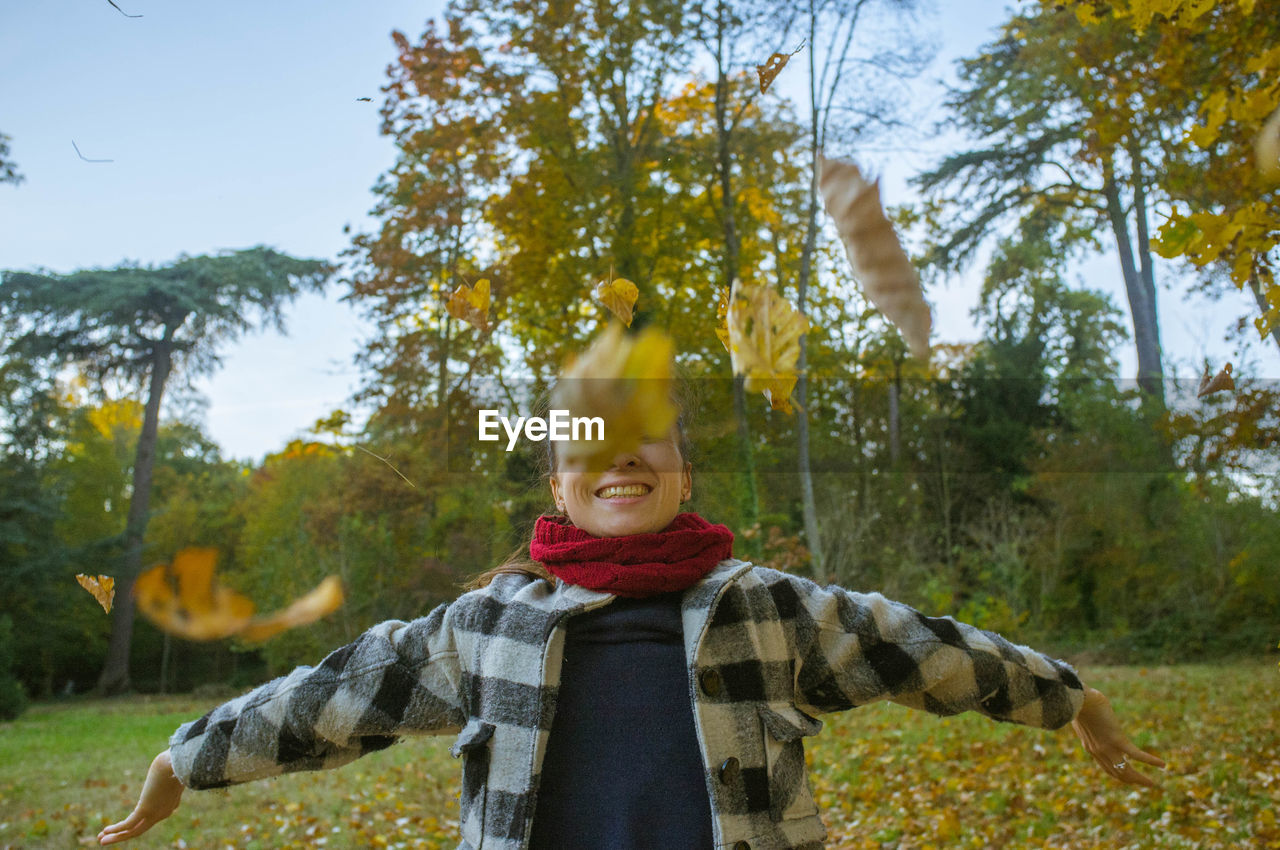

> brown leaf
[445,278,492,333]
[756,41,805,94]
[594,276,640,326]
[75,574,115,614]
[725,281,808,413]
[1197,362,1235,398]
[818,155,931,359]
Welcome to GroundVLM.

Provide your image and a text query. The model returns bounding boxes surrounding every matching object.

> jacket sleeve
[786,576,1084,730]
[168,602,465,790]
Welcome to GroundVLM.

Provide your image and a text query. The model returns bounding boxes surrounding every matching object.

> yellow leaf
[714,286,731,352]
[135,547,344,642]
[818,156,931,359]
[549,324,678,474]
[1074,3,1103,26]
[445,278,492,333]
[75,574,115,614]
[593,275,640,327]
[726,281,808,413]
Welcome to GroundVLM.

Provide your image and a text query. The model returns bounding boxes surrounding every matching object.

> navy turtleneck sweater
[528,592,714,849]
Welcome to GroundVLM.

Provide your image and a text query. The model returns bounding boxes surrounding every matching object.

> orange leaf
[238,576,345,643]
[725,281,808,413]
[594,276,640,326]
[818,156,931,359]
[445,278,492,333]
[75,574,115,614]
[134,547,343,642]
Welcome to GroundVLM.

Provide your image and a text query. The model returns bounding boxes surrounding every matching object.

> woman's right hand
[97,749,185,845]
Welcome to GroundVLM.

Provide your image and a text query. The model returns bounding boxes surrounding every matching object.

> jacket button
[699,668,724,698]
[733,842,750,850]
[719,756,740,784]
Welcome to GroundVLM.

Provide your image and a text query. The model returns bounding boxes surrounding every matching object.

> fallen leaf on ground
[75,574,115,613]
[818,155,931,359]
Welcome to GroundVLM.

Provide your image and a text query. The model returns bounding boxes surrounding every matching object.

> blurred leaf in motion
[819,155,930,359]
[135,548,343,642]
[550,324,677,474]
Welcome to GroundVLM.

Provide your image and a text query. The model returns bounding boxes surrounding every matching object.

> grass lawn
[1,662,1275,849]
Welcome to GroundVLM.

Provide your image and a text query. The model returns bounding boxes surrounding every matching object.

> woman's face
[549,430,691,537]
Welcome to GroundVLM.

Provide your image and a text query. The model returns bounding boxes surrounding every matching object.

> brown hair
[463,373,695,592]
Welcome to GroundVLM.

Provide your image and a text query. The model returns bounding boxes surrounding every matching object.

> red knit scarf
[530,512,734,597]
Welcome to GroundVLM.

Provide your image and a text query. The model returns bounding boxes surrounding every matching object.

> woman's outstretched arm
[97,750,184,845]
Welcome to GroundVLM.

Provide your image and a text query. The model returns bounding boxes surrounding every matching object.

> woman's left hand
[1071,686,1166,787]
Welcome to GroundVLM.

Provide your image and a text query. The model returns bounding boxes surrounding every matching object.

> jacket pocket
[452,718,496,846]
[758,704,822,822]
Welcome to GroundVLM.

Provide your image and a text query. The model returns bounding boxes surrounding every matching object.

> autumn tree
[1052,0,1280,351]
[917,6,1183,404]
[0,248,332,693]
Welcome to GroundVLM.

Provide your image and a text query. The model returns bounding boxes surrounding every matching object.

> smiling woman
[100,356,1164,850]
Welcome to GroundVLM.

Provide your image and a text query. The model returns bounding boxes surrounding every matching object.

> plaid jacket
[169,560,1085,850]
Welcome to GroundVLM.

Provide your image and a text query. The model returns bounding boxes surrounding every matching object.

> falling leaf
[756,41,805,94]
[134,547,343,642]
[594,275,640,326]
[238,577,346,642]
[818,155,931,359]
[75,574,115,613]
[714,286,731,351]
[725,281,808,414]
[550,324,678,474]
[445,278,492,333]
[1197,362,1235,398]
[1257,105,1280,180]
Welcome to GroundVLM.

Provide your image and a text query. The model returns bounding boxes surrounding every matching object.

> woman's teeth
[596,484,650,499]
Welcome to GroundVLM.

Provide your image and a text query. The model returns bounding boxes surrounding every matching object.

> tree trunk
[96,339,173,695]
[712,1,759,537]
[1102,159,1164,404]
[794,3,824,578]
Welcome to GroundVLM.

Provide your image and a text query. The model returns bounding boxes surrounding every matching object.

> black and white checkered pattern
[170,560,1084,850]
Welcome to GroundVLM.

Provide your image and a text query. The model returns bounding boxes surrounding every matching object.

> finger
[1124,745,1166,768]
[1117,764,1158,788]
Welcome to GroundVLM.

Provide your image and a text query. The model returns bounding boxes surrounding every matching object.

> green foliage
[0,615,27,720]
[0,131,21,187]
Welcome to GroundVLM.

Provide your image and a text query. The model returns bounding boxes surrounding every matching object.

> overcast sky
[2,0,1268,461]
